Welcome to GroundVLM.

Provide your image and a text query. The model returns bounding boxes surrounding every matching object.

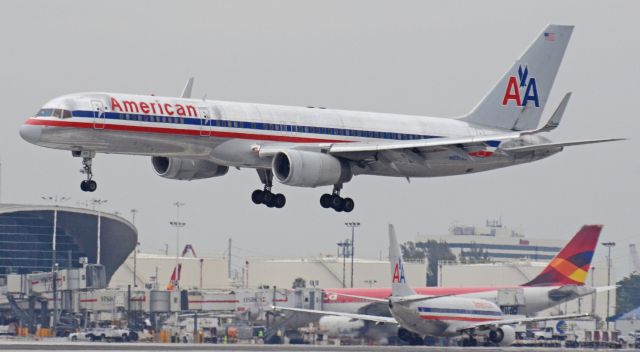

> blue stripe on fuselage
[61,110,440,141]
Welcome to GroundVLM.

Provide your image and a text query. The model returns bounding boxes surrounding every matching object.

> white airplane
[272,227,589,346]
[20,24,621,212]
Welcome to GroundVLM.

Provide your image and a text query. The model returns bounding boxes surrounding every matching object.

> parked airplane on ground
[325,224,606,316]
[20,24,621,212]
[273,228,588,346]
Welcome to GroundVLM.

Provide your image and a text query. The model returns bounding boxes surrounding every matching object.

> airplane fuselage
[21,92,557,179]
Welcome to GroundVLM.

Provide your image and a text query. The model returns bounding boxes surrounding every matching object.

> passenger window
[62,110,72,119]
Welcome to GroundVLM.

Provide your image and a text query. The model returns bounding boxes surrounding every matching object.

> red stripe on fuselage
[419,315,496,322]
[324,287,505,303]
[25,118,349,144]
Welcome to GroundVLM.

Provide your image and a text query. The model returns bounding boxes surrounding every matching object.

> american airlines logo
[502,65,540,108]
[110,97,198,117]
[392,262,406,283]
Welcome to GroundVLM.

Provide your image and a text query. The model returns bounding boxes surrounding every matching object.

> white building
[247,255,426,289]
[110,252,230,290]
[416,219,566,262]
[438,260,614,319]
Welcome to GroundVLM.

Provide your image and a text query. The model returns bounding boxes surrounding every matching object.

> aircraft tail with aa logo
[523,225,602,287]
[462,24,573,131]
[389,224,417,297]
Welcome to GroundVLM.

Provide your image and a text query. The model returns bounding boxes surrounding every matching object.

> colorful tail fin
[389,224,416,297]
[524,225,602,287]
[462,24,573,131]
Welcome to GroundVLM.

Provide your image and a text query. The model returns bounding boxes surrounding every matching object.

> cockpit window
[37,108,72,119]
[36,109,53,117]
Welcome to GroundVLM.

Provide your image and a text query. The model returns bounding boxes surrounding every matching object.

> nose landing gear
[320,184,354,212]
[74,151,97,192]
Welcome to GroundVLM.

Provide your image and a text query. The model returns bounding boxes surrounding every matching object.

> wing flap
[329,133,521,154]
[502,138,625,153]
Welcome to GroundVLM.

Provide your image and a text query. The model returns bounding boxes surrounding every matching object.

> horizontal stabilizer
[503,138,625,153]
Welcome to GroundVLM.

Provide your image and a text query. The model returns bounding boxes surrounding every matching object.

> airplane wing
[271,306,397,325]
[324,292,388,303]
[459,313,590,332]
[500,138,625,153]
[328,132,521,154]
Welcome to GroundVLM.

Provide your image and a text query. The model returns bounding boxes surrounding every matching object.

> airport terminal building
[0,204,137,283]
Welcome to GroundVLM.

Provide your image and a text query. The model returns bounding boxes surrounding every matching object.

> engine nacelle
[318,316,364,337]
[272,150,352,187]
[488,325,516,346]
[151,156,228,181]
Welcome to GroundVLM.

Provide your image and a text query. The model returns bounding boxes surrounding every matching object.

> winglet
[181,77,194,98]
[538,92,571,133]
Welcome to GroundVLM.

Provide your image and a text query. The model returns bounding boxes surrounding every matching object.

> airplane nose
[19,124,42,144]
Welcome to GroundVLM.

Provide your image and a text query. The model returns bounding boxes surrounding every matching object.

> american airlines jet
[274,227,588,346]
[20,25,620,212]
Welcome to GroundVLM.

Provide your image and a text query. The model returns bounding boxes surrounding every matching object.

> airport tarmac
[0,341,634,352]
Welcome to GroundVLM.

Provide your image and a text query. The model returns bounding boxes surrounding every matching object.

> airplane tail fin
[389,224,416,297]
[461,24,573,131]
[524,225,602,287]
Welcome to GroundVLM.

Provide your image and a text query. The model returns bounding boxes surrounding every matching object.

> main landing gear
[251,169,286,208]
[74,150,97,192]
[320,184,354,213]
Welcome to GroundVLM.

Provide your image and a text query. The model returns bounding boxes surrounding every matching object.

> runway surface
[0,341,635,351]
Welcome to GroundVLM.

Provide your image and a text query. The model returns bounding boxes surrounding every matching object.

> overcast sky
[0,1,637,278]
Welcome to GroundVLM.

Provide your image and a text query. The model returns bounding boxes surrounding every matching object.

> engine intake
[489,325,516,346]
[151,156,228,181]
[272,150,351,187]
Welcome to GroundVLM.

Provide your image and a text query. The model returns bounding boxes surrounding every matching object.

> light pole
[337,240,349,288]
[345,222,360,288]
[90,199,108,265]
[170,201,186,289]
[41,195,70,333]
[602,241,616,330]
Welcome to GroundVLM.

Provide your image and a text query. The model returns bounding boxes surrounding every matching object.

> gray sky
[0,1,638,278]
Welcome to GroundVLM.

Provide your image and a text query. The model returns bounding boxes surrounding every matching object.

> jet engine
[272,150,352,187]
[151,156,228,180]
[488,325,516,346]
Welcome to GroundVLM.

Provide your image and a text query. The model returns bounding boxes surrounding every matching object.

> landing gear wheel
[80,180,88,192]
[330,195,344,211]
[251,190,264,204]
[320,194,332,208]
[87,180,97,192]
[262,191,274,206]
[342,197,355,213]
[274,193,286,208]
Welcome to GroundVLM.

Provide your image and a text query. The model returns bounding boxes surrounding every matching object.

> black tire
[87,334,95,341]
[330,195,343,210]
[274,193,286,208]
[342,198,355,212]
[262,191,274,205]
[87,180,97,192]
[80,180,88,192]
[122,333,128,342]
[71,335,78,342]
[100,334,106,341]
[251,190,264,204]
[319,194,332,208]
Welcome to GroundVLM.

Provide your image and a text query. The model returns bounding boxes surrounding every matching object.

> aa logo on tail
[392,262,406,283]
[502,65,540,108]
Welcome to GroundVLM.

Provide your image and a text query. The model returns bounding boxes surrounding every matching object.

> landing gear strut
[251,169,286,208]
[320,184,354,212]
[75,151,97,192]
